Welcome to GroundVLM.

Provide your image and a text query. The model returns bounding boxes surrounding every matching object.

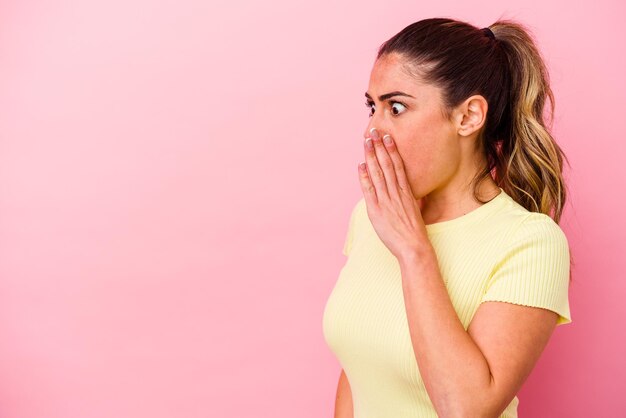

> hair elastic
[481,27,496,41]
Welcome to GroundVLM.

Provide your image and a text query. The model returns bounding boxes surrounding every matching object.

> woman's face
[363,52,462,200]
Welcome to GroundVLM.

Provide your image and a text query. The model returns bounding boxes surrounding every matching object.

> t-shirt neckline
[424,187,507,234]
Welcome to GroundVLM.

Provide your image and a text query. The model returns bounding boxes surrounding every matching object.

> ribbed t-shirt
[322,187,572,418]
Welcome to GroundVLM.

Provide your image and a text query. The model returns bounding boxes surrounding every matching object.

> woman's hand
[358,128,431,261]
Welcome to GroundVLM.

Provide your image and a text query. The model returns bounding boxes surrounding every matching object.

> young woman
[322,17,573,418]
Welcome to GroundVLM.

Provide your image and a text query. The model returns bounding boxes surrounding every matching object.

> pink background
[1,0,624,416]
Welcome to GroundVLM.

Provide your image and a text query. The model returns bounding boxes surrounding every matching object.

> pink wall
[0,0,624,416]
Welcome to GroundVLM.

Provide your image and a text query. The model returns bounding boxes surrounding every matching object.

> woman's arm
[399,246,558,418]
[333,369,353,418]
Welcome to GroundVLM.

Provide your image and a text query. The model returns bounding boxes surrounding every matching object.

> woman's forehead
[368,55,436,100]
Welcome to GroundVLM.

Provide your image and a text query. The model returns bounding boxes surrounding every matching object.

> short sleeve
[341,198,363,257]
[481,214,572,326]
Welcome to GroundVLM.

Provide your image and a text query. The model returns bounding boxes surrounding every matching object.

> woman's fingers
[358,160,377,205]
[381,133,413,200]
[369,129,402,203]
[362,134,389,203]
[359,128,415,209]
[359,136,381,205]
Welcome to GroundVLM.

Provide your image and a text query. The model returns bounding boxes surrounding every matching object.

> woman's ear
[454,95,489,137]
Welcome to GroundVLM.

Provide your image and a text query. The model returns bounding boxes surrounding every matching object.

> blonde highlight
[482,20,570,224]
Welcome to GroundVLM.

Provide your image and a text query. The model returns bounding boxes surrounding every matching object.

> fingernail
[383,134,392,145]
[365,137,374,149]
[369,127,380,140]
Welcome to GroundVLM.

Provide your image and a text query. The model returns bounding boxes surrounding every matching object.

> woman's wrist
[397,240,435,271]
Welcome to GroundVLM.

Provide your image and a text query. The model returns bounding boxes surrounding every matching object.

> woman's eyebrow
[365,91,415,101]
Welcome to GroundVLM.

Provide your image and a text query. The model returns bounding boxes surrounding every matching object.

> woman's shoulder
[502,208,570,258]
[496,191,567,238]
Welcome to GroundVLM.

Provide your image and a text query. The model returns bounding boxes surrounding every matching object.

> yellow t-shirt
[322,188,572,418]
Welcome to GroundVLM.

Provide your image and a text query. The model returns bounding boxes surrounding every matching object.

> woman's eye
[391,102,407,115]
[364,100,407,117]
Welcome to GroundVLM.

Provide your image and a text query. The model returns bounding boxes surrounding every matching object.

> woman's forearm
[334,369,354,418]
[398,245,494,418]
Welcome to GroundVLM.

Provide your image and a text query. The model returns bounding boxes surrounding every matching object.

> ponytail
[489,20,570,223]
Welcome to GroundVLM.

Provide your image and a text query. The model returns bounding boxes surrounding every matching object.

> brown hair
[377,17,571,224]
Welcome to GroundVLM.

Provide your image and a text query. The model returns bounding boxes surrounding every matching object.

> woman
[322,17,573,418]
